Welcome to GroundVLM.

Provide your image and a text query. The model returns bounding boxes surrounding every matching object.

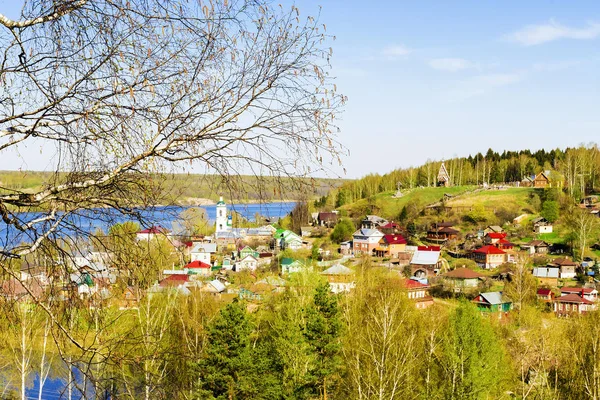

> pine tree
[197,300,254,399]
[304,282,343,399]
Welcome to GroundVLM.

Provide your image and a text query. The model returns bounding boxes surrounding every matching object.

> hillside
[339,186,476,220]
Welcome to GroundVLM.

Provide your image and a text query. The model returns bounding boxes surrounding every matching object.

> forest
[328,144,600,208]
[2,259,600,399]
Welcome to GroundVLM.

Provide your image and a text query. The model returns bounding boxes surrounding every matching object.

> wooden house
[443,268,484,292]
[548,258,578,279]
[374,234,407,258]
[536,288,554,302]
[554,294,597,316]
[472,245,507,269]
[472,292,513,313]
[402,279,434,309]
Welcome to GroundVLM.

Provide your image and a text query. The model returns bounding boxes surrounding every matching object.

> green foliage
[304,282,343,397]
[541,200,560,223]
[330,218,355,243]
[437,301,507,399]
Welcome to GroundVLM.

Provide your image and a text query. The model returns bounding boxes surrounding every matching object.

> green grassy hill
[339,186,477,220]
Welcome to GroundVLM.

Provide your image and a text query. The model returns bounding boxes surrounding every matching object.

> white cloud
[382,45,412,58]
[429,58,475,72]
[507,19,600,46]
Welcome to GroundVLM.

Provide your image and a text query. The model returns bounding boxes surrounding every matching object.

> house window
[219,210,223,217]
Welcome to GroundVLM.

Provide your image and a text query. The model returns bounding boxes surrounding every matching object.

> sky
[2,1,600,178]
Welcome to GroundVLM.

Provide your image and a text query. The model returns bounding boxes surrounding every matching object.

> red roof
[556,293,594,304]
[561,287,596,295]
[418,245,440,251]
[185,260,211,269]
[473,245,506,255]
[537,288,552,296]
[159,274,189,287]
[383,234,407,245]
[138,226,167,234]
[380,221,400,229]
[486,232,507,239]
[404,279,429,289]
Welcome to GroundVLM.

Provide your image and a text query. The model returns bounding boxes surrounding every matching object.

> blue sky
[2,1,600,178]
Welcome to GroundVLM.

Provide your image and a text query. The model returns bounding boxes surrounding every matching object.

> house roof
[207,279,226,293]
[380,221,401,229]
[383,234,407,245]
[444,268,484,279]
[417,245,440,251]
[487,225,504,233]
[438,227,460,234]
[525,240,549,247]
[403,279,429,289]
[537,288,553,296]
[159,274,189,287]
[473,245,506,255]
[318,212,338,221]
[353,228,384,238]
[186,260,211,269]
[549,257,578,267]
[556,293,594,304]
[138,226,168,234]
[475,291,510,305]
[486,232,507,239]
[532,267,559,278]
[411,249,441,266]
[561,287,596,295]
[191,243,217,253]
[321,264,354,275]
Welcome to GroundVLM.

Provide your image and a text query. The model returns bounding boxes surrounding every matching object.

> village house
[548,257,578,279]
[339,241,353,256]
[554,294,597,316]
[275,229,303,250]
[317,212,339,227]
[472,245,507,269]
[560,287,598,302]
[533,217,553,234]
[532,266,559,285]
[472,292,513,313]
[185,260,213,276]
[443,268,484,292]
[190,242,217,264]
[403,279,434,309]
[379,221,402,234]
[537,288,554,302]
[281,258,310,275]
[521,240,550,255]
[375,234,407,258]
[483,225,504,235]
[321,264,355,293]
[427,222,460,243]
[136,226,170,241]
[410,246,442,278]
[521,171,551,188]
[360,215,388,229]
[235,254,259,272]
[484,232,506,245]
[352,228,384,256]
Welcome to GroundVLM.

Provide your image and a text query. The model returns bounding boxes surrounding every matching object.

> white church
[215,196,232,232]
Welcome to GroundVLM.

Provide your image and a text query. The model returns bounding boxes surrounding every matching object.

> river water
[0,202,296,248]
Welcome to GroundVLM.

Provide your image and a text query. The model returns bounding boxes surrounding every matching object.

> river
[0,202,296,248]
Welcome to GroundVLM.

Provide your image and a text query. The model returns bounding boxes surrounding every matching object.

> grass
[340,186,476,219]
[445,187,535,210]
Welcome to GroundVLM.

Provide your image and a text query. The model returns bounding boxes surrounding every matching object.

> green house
[472,292,513,313]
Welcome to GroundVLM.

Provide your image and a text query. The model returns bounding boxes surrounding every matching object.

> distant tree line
[320,144,600,208]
